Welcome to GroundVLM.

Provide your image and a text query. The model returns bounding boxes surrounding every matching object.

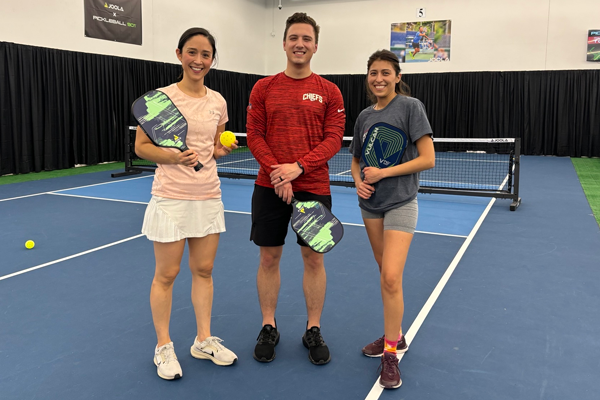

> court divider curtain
[1,41,599,176]
[0,42,262,175]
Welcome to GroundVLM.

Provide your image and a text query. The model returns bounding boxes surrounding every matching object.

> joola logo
[303,93,323,103]
[490,138,509,142]
[105,3,124,12]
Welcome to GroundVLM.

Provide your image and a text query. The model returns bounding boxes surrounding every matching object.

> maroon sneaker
[362,335,408,357]
[378,352,402,389]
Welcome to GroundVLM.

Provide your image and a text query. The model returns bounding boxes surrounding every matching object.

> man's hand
[274,181,294,204]
[270,162,303,188]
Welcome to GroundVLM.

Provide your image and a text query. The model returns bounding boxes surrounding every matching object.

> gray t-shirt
[349,94,433,213]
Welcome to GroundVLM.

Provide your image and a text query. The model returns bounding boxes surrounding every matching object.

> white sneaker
[154,342,182,380]
[190,336,238,366]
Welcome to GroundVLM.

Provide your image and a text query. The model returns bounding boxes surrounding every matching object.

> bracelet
[297,161,305,174]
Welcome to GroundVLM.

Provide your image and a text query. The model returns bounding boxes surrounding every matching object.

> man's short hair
[283,12,320,44]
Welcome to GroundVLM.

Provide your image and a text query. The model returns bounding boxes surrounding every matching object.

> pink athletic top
[150,83,228,200]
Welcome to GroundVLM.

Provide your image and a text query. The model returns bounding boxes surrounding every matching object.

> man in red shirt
[246,12,345,365]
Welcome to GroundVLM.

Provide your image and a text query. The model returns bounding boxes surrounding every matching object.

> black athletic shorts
[250,184,332,247]
[412,42,420,49]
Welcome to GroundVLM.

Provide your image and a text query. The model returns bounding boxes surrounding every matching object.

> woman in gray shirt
[349,49,435,390]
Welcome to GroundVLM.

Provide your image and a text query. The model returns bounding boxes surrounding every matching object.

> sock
[398,330,403,341]
[384,337,398,354]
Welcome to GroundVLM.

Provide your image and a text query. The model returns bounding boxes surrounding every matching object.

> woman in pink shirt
[135,27,238,380]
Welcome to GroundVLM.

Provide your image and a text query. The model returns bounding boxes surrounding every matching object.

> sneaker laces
[378,353,399,378]
[305,327,325,347]
[205,336,225,352]
[257,325,278,344]
[159,345,178,364]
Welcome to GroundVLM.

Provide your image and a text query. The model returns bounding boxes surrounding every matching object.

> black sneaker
[302,326,331,365]
[253,324,280,363]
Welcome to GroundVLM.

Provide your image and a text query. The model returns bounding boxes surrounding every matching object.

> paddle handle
[181,145,203,172]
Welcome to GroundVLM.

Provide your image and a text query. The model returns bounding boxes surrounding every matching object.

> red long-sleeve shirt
[246,72,346,195]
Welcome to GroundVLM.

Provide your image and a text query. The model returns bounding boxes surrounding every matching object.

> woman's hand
[356,180,375,199]
[177,149,200,168]
[363,167,386,185]
[214,141,238,159]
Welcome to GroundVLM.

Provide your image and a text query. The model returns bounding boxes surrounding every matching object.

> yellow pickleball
[25,240,35,249]
[220,131,236,148]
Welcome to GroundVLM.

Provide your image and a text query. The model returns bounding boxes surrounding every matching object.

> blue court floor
[0,155,599,400]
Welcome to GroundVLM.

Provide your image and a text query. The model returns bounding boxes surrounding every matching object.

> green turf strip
[0,162,125,185]
[572,158,600,228]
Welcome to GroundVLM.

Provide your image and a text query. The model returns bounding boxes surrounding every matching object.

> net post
[510,138,522,211]
[111,126,143,178]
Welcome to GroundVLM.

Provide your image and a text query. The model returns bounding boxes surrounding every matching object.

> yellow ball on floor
[25,240,35,249]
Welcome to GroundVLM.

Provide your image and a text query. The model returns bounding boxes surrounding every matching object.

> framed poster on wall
[391,20,451,63]
[588,30,600,62]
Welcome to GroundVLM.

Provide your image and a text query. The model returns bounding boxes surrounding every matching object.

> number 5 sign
[416,8,426,18]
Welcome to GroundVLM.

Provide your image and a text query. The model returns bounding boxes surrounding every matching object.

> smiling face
[367,60,401,103]
[283,23,318,68]
[176,34,214,84]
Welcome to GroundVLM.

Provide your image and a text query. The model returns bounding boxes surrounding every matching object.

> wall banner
[84,0,142,45]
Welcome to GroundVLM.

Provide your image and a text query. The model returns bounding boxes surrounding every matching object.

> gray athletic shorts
[360,198,418,234]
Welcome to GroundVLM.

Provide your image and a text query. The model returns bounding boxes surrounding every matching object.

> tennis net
[114,130,521,210]
[217,134,520,209]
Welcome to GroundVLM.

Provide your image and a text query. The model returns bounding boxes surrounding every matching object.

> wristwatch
[296,161,305,175]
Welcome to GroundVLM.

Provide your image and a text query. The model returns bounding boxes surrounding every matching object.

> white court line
[364,172,510,400]
[3,183,467,239]
[146,209,462,238]
[217,157,257,166]
[415,230,467,238]
[0,203,465,283]
[52,174,153,192]
[0,175,153,203]
[1,174,475,283]
[36,193,468,239]
[341,222,467,238]
[341,222,365,227]
[6,193,466,239]
[0,234,145,282]
[48,192,149,205]
[0,193,46,202]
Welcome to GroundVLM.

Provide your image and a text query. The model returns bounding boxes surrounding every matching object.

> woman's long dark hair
[365,49,411,104]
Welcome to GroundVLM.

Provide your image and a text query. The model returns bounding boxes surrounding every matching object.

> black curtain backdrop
[1,41,599,176]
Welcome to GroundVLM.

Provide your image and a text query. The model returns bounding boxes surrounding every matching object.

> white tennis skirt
[142,196,225,242]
